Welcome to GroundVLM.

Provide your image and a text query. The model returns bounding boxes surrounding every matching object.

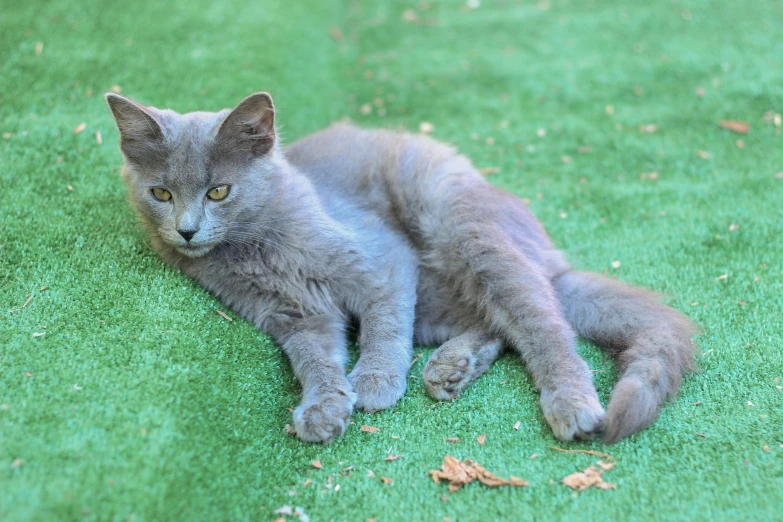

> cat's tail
[552,271,698,443]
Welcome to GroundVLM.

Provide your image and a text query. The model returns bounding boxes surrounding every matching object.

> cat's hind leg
[423,329,503,400]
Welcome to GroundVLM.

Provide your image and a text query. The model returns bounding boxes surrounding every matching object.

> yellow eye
[207,185,230,201]
[151,188,172,201]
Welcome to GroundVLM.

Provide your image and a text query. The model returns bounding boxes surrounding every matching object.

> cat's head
[105,92,281,258]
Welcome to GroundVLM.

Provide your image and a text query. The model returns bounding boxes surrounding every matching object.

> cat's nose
[178,229,198,242]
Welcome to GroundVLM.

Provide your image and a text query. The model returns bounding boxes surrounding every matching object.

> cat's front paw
[540,386,606,441]
[293,389,357,444]
[348,363,407,412]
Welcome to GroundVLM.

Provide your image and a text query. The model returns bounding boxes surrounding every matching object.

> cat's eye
[206,185,230,201]
[151,188,172,202]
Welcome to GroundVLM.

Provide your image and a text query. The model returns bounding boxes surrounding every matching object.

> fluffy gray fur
[106,91,697,444]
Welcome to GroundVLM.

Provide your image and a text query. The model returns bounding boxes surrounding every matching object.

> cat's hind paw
[293,389,356,444]
[540,387,606,441]
[423,351,480,400]
[423,337,501,400]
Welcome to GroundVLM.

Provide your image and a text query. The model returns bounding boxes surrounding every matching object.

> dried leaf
[384,455,405,462]
[508,476,529,486]
[596,460,615,471]
[443,437,460,443]
[718,120,749,134]
[429,456,528,492]
[562,466,615,492]
[548,446,616,462]
[695,150,711,159]
[360,425,379,433]
[73,123,86,135]
[715,273,728,281]
[476,434,486,446]
[381,477,393,484]
[216,310,233,322]
[328,26,344,42]
[311,459,323,469]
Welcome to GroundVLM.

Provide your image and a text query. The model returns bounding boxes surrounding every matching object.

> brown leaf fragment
[695,150,711,159]
[695,432,707,438]
[302,479,313,487]
[24,372,33,378]
[73,122,86,135]
[596,460,615,471]
[562,466,615,492]
[476,434,486,446]
[380,477,393,484]
[718,120,749,134]
[509,476,530,487]
[429,455,529,492]
[329,26,344,42]
[384,455,405,462]
[548,447,616,463]
[360,425,379,433]
[402,8,418,22]
[216,310,233,322]
[443,437,460,443]
[311,459,323,469]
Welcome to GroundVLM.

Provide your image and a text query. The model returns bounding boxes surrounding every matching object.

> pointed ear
[105,93,165,162]
[216,92,276,157]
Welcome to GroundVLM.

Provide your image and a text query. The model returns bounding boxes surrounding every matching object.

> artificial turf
[2,0,782,520]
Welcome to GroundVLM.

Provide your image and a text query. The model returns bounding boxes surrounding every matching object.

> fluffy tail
[553,271,698,443]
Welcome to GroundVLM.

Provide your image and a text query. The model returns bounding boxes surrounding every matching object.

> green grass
[2,0,782,520]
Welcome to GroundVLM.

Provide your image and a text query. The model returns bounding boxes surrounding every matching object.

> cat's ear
[216,92,276,156]
[105,94,165,162]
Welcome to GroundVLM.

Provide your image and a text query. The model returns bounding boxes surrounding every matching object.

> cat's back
[284,123,457,194]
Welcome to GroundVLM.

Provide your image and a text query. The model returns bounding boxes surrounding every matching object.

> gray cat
[105,91,697,444]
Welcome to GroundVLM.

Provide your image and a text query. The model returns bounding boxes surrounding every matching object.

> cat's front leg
[265,313,356,443]
[348,287,416,412]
